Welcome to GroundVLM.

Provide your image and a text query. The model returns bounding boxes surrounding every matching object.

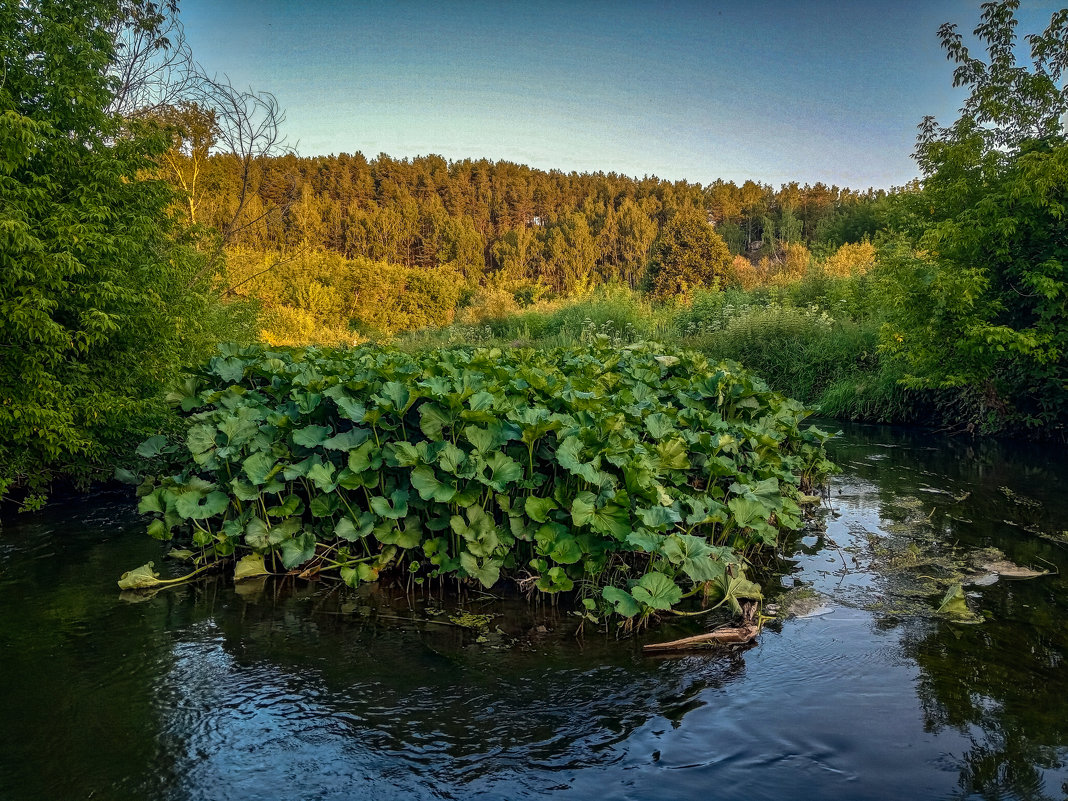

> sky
[180,0,1062,190]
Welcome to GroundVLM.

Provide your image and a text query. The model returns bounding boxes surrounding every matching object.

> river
[1,422,1066,800]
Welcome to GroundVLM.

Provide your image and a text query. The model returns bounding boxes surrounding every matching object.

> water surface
[1,423,1066,800]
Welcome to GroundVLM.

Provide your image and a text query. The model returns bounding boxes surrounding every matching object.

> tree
[881,0,1068,434]
[645,209,732,299]
[0,0,252,505]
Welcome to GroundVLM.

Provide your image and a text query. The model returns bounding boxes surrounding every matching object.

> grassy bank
[397,282,928,426]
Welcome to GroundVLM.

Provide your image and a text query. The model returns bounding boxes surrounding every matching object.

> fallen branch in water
[644,599,762,652]
[642,624,759,653]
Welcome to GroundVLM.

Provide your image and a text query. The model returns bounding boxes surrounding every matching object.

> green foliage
[226,248,462,343]
[131,340,834,624]
[0,0,253,503]
[646,209,732,299]
[880,1,1068,435]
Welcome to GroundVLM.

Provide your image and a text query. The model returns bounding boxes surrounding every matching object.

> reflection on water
[1,423,1066,801]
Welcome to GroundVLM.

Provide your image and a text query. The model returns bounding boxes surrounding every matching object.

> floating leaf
[234,554,270,581]
[117,562,161,590]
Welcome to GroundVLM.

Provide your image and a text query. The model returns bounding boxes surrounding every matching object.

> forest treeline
[178,147,885,293]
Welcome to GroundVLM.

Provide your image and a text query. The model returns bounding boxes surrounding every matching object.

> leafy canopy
[880,1,1068,434]
[0,0,253,503]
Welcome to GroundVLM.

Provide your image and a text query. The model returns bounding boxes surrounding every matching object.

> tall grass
[396,277,931,424]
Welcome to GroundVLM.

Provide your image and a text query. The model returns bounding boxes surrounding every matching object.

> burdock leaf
[524,495,558,523]
[292,424,331,448]
[602,585,641,617]
[280,532,317,569]
[136,434,167,458]
[411,466,457,503]
[117,562,162,590]
[175,490,229,520]
[234,554,270,581]
[631,572,683,611]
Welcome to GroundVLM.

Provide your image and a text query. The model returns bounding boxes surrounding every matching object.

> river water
[1,423,1066,801]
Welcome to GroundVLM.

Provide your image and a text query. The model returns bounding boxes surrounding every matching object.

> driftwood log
[643,600,761,653]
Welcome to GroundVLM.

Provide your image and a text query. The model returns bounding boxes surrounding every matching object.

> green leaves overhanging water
[127,338,835,624]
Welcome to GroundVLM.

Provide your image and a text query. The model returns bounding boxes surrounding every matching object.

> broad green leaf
[464,425,496,454]
[625,528,662,553]
[437,442,468,475]
[117,562,162,590]
[524,495,558,523]
[385,440,421,467]
[535,565,573,593]
[114,467,139,485]
[323,428,370,451]
[348,440,383,473]
[138,490,163,515]
[307,461,337,492]
[136,434,167,458]
[381,516,422,549]
[175,490,229,520]
[280,532,317,569]
[370,489,409,519]
[147,519,170,540]
[323,386,367,421]
[187,424,216,456]
[419,402,454,440]
[266,494,303,517]
[410,466,457,502]
[728,496,769,528]
[602,585,641,617]
[661,534,725,583]
[234,554,270,581]
[655,438,690,471]
[644,412,675,440]
[243,451,277,485]
[460,552,501,588]
[376,381,412,412]
[293,424,331,448]
[209,356,245,384]
[549,536,582,565]
[571,491,630,539]
[481,452,522,492]
[335,512,375,541]
[309,494,339,517]
[631,572,683,611]
[637,505,681,529]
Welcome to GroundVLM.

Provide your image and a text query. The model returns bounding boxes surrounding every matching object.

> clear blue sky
[180,0,1062,189]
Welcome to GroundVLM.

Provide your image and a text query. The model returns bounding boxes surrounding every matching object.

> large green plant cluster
[130,340,834,623]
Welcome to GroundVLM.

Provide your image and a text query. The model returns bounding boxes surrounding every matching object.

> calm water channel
[1,423,1066,801]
